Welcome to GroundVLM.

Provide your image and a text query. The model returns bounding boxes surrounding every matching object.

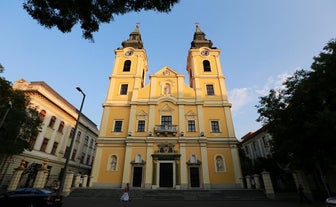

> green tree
[23,0,179,41]
[256,39,336,176]
[0,72,42,155]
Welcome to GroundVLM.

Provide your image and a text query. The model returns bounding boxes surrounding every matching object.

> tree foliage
[256,39,336,171]
[0,73,42,155]
[23,0,179,41]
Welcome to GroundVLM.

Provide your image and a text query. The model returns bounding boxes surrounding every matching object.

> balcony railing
[154,125,178,135]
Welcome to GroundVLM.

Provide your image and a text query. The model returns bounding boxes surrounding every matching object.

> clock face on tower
[201,50,209,56]
[125,50,133,56]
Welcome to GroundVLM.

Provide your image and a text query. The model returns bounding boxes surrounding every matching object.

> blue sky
[1,0,336,139]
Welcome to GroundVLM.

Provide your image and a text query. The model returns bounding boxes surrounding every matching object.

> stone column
[88,176,94,187]
[7,159,26,191]
[245,175,252,189]
[73,173,81,187]
[239,177,246,188]
[63,171,74,195]
[254,174,261,189]
[261,171,275,199]
[82,175,88,188]
[33,159,49,188]
[292,170,313,200]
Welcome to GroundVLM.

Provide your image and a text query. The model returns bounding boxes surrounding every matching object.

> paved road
[62,197,325,207]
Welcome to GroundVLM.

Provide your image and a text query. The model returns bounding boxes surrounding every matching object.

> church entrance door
[189,167,200,187]
[132,167,142,187]
[159,163,173,187]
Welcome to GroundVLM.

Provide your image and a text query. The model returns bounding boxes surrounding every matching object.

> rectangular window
[120,84,128,95]
[210,121,220,133]
[29,136,37,149]
[84,136,89,146]
[137,120,145,132]
[206,84,215,96]
[76,131,81,142]
[161,116,172,126]
[40,138,49,152]
[114,120,123,132]
[80,153,85,164]
[71,149,77,161]
[50,142,58,155]
[188,120,196,132]
[86,155,91,165]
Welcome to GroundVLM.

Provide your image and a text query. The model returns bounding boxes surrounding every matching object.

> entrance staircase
[68,188,268,201]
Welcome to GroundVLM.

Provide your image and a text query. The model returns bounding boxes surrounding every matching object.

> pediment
[152,66,182,77]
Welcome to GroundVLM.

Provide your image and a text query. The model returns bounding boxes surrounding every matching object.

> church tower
[91,25,242,189]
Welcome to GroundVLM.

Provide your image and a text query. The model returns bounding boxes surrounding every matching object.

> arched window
[48,116,56,128]
[39,110,46,121]
[123,60,131,72]
[203,60,211,72]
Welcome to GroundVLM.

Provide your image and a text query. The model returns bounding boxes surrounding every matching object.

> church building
[91,25,242,189]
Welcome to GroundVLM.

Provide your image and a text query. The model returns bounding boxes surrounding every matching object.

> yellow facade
[91,25,242,189]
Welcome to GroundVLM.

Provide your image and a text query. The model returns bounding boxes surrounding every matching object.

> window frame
[137,120,145,132]
[187,120,196,132]
[206,84,215,96]
[120,84,128,95]
[114,120,123,132]
[203,60,211,72]
[210,120,220,133]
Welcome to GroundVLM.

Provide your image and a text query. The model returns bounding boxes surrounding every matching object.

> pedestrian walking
[120,183,130,202]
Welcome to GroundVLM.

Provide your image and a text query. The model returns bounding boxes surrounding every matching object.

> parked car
[326,197,336,207]
[0,187,63,207]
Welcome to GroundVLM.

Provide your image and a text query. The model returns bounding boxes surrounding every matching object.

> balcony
[154,125,178,136]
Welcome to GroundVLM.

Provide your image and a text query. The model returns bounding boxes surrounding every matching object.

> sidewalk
[62,197,325,207]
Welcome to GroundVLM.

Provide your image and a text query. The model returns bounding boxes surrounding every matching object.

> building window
[89,139,94,148]
[58,121,64,133]
[114,121,123,132]
[39,110,46,121]
[84,136,89,146]
[203,60,211,72]
[86,155,91,165]
[137,120,145,132]
[50,142,58,155]
[188,120,196,132]
[161,116,172,126]
[48,116,56,128]
[69,127,75,138]
[71,149,77,161]
[206,84,215,96]
[123,60,131,72]
[210,121,220,133]
[64,147,70,158]
[76,131,81,142]
[29,136,37,149]
[80,153,85,164]
[40,138,49,152]
[120,84,128,95]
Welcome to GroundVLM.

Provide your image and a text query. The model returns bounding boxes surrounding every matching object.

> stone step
[68,188,268,201]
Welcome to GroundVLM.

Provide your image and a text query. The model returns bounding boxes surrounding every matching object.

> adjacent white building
[0,79,98,188]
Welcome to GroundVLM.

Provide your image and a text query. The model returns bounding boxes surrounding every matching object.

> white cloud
[228,88,253,112]
[255,72,293,96]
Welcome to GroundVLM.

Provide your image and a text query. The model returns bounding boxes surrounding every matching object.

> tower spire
[190,23,213,49]
[122,23,144,49]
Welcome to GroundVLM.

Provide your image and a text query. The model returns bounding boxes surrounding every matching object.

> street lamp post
[58,87,85,195]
